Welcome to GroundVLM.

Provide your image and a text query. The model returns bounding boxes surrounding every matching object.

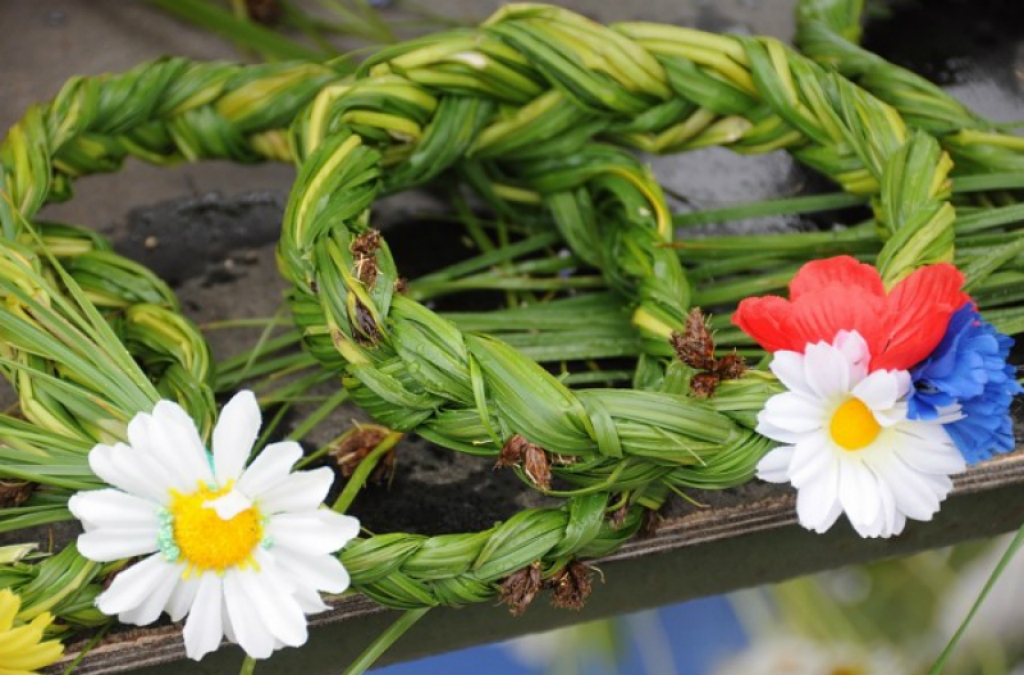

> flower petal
[223,571,275,659]
[238,441,303,499]
[76,527,160,562]
[788,256,885,302]
[757,392,825,439]
[89,443,171,504]
[837,459,881,529]
[183,574,224,661]
[756,446,795,483]
[788,434,832,488]
[802,340,852,402]
[787,286,888,360]
[236,556,308,647]
[166,575,201,623]
[96,554,178,618]
[205,488,253,520]
[853,370,909,412]
[119,564,182,626]
[133,404,213,489]
[266,511,360,556]
[895,428,966,475]
[874,264,969,371]
[769,350,813,396]
[733,295,804,353]
[795,459,842,533]
[68,489,160,531]
[257,468,334,515]
[213,391,262,484]
[272,547,352,595]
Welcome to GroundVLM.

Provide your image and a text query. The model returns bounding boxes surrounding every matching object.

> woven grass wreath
[0,0,1022,670]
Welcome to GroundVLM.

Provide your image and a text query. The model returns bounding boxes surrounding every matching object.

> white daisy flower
[68,391,359,661]
[756,331,966,538]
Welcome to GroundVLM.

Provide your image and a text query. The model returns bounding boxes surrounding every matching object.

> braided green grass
[0,0,1012,641]
[797,0,1024,173]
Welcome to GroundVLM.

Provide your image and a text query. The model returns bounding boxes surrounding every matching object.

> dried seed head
[670,307,747,398]
[351,230,382,257]
[522,444,552,492]
[549,560,594,611]
[499,562,543,616]
[496,435,551,491]
[351,230,382,287]
[496,434,529,468]
[690,372,720,399]
[0,480,33,508]
[671,308,717,371]
[716,352,748,381]
[330,427,391,480]
[353,298,382,345]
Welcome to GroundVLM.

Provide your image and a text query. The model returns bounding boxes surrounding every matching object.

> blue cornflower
[908,303,1021,464]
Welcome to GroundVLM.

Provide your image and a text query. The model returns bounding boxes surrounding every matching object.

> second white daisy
[69,391,359,661]
[755,331,965,538]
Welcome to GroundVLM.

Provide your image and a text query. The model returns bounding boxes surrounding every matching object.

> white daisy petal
[833,330,870,380]
[167,575,201,622]
[895,431,966,476]
[237,441,303,498]
[213,391,262,483]
[223,572,276,659]
[769,350,813,395]
[257,468,334,515]
[874,452,945,521]
[267,511,361,556]
[273,547,352,594]
[119,562,182,626]
[97,553,177,617]
[758,392,826,436]
[68,489,160,531]
[292,586,330,614]
[89,443,172,504]
[151,401,214,476]
[236,559,308,647]
[838,457,881,528]
[130,410,212,490]
[756,446,795,483]
[183,574,224,661]
[852,370,907,411]
[205,488,254,520]
[788,434,831,488]
[795,459,841,533]
[803,340,851,401]
[77,528,160,562]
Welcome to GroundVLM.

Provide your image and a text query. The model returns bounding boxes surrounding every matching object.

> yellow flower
[0,589,64,675]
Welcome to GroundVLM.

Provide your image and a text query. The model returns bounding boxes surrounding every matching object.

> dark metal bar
[57,450,1024,675]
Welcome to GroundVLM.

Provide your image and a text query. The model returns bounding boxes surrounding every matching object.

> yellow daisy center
[829,398,881,451]
[169,484,263,573]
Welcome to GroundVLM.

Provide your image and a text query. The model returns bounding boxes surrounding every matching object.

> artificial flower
[908,303,1022,464]
[0,588,64,675]
[733,256,969,371]
[755,331,965,538]
[68,391,359,661]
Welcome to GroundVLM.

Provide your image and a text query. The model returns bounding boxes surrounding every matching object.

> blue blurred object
[375,595,746,675]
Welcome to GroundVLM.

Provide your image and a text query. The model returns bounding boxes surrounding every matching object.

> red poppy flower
[733,256,969,372]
